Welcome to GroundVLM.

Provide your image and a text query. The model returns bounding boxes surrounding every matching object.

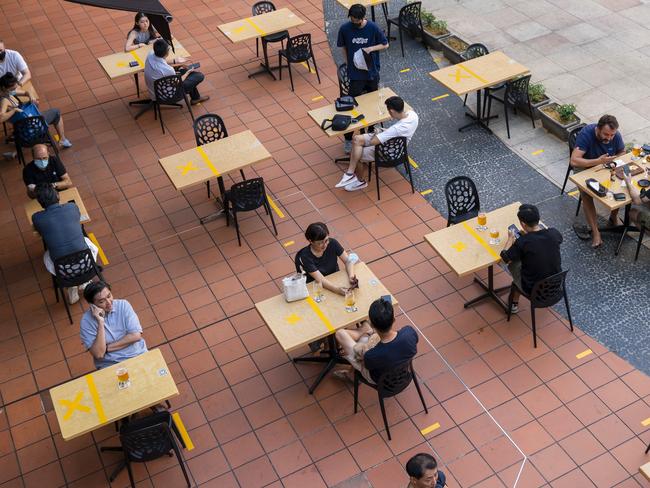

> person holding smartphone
[23,144,72,198]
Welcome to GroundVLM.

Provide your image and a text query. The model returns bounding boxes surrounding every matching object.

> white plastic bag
[283,272,309,302]
[353,49,369,71]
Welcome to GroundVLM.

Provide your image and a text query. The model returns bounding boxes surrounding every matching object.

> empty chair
[152,74,194,134]
[278,33,321,92]
[252,1,289,70]
[562,123,586,195]
[13,115,60,166]
[223,177,278,246]
[444,176,480,226]
[462,43,489,107]
[387,2,423,57]
[484,74,535,139]
[367,136,414,200]
[506,270,574,348]
[337,63,350,97]
[53,249,104,324]
[354,360,427,441]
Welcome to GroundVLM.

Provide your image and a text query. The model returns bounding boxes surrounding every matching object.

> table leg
[459,89,498,132]
[128,98,154,119]
[613,204,640,255]
[463,266,510,312]
[247,40,278,80]
[293,335,348,394]
[200,177,229,225]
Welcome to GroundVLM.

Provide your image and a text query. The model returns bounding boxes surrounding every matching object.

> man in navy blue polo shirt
[337,4,388,154]
[570,114,625,248]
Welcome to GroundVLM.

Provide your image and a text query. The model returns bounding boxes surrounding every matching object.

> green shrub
[428,19,448,35]
[557,104,577,122]
[528,83,546,104]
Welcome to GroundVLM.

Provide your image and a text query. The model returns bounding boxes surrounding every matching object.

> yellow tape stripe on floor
[87,232,108,265]
[462,221,500,259]
[130,51,144,67]
[86,375,107,424]
[408,157,419,169]
[576,349,593,359]
[421,422,440,435]
[400,68,410,73]
[266,195,285,218]
[459,64,488,84]
[431,94,449,101]
[306,296,335,333]
[172,412,195,450]
[245,18,267,36]
[301,62,315,73]
[196,147,220,177]
[641,417,650,427]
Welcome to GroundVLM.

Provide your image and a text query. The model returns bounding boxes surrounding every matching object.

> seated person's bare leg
[335,322,372,360]
[580,191,602,247]
[346,135,365,175]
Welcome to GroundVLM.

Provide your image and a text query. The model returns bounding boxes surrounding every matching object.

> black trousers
[182,71,204,100]
[344,78,379,141]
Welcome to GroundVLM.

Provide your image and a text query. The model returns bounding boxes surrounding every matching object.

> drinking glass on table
[345,289,357,313]
[476,212,487,231]
[312,280,323,303]
[632,144,642,160]
[377,88,386,116]
[116,367,130,389]
[489,228,500,245]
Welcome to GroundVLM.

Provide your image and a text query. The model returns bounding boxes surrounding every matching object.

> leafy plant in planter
[420,12,450,50]
[557,104,576,123]
[539,102,581,141]
[529,83,546,104]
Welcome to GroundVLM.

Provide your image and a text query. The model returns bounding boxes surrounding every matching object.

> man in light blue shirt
[80,281,147,369]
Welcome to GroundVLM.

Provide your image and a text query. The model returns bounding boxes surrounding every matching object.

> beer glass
[489,229,500,245]
[312,281,323,303]
[345,289,357,313]
[116,367,130,389]
[477,212,487,231]
[632,144,642,160]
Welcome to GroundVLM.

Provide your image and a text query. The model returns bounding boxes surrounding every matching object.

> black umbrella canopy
[65,0,175,50]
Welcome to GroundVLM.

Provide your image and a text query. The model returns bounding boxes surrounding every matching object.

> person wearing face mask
[0,40,32,88]
[570,114,625,248]
[23,144,72,199]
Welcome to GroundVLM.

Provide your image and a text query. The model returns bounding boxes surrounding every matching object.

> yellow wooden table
[49,349,178,440]
[25,187,90,227]
[255,262,397,393]
[98,38,190,80]
[424,202,523,312]
[336,0,389,23]
[430,51,529,132]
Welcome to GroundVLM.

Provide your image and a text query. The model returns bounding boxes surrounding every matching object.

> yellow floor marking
[59,391,91,420]
[641,417,650,427]
[451,242,465,252]
[196,147,220,176]
[420,189,433,195]
[408,157,419,169]
[244,18,266,36]
[286,313,302,325]
[433,57,442,63]
[400,68,410,73]
[266,195,285,218]
[301,62,316,73]
[568,190,579,197]
[312,95,324,101]
[86,375,107,423]
[462,222,500,259]
[177,161,199,175]
[576,349,593,359]
[306,296,335,332]
[421,422,441,435]
[283,240,295,247]
[88,232,109,266]
[431,94,449,101]
[172,412,195,450]
[532,149,544,156]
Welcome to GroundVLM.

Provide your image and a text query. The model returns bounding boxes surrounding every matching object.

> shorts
[507,260,523,292]
[42,108,61,126]
[359,133,376,162]
[346,353,374,384]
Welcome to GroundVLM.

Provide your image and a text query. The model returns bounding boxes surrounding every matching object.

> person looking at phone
[125,12,161,51]
[144,39,209,106]
[23,144,72,198]
[570,114,625,248]
[80,281,148,369]
[500,204,563,314]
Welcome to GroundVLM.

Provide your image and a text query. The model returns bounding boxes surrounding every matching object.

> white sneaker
[344,179,368,191]
[336,173,357,188]
[66,286,79,304]
[344,140,352,154]
[510,303,519,314]
[60,138,72,148]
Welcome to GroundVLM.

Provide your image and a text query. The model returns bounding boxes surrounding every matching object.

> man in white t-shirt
[0,41,31,87]
[335,96,419,191]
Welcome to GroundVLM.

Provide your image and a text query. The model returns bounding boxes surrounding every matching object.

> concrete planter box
[439,35,470,65]
[539,102,581,142]
[422,28,450,51]
[517,95,550,120]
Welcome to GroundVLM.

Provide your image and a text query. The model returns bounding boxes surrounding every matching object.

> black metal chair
[13,115,60,166]
[223,177,278,246]
[387,2,424,57]
[278,34,321,92]
[444,176,480,226]
[193,114,246,199]
[562,123,586,197]
[354,360,427,441]
[506,270,573,348]
[152,74,194,134]
[633,225,648,262]
[368,136,414,200]
[462,43,489,107]
[101,411,191,487]
[53,249,104,324]
[484,74,535,139]
[337,63,350,97]
[252,1,288,65]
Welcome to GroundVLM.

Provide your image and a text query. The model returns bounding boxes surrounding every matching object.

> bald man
[23,144,72,198]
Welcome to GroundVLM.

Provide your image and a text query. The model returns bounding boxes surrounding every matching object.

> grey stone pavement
[323,0,650,375]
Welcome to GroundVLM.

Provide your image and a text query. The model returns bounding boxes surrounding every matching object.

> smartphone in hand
[508,224,521,239]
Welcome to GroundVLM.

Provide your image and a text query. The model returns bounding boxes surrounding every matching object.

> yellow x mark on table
[59,391,91,420]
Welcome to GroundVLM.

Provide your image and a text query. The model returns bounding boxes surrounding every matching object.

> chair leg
[287,61,295,92]
[504,102,511,139]
[278,53,283,80]
[265,199,278,236]
[506,285,515,322]
[387,21,391,40]
[563,288,574,331]
[62,289,73,325]
[486,95,493,126]
[399,26,405,57]
[411,372,428,414]
[311,55,321,84]
[379,396,391,440]
[206,181,210,198]
[463,94,468,107]
[561,164,572,194]
[531,307,537,348]
[635,227,646,261]
[233,211,241,246]
[224,197,230,227]
[527,100,535,129]
[375,164,381,200]
[125,459,136,488]
[353,373,360,414]
[171,442,192,487]
[239,169,246,180]
[405,162,415,194]
[256,38,259,58]
[575,194,582,216]
[184,95,195,122]
[52,276,59,302]
[646,442,650,455]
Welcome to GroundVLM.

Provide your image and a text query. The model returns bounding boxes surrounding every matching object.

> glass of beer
[116,367,130,389]
[476,212,487,231]
[345,289,357,313]
[489,228,500,245]
[632,144,642,160]
[312,281,323,303]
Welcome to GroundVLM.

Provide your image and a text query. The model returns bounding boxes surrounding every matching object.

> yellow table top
[97,38,190,79]
[569,152,648,211]
[430,51,529,96]
[158,130,271,191]
[308,87,411,137]
[255,262,397,352]
[336,0,388,7]
[49,349,178,440]
[424,202,523,277]
[218,8,305,43]
[24,187,90,227]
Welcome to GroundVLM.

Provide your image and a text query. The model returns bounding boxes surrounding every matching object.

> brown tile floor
[1,0,650,487]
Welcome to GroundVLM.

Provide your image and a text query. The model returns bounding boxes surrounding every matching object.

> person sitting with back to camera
[125,12,161,51]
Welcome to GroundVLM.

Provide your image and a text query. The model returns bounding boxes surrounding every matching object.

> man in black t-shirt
[22,144,72,199]
[500,204,563,313]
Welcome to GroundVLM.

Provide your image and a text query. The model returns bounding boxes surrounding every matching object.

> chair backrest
[153,74,185,104]
[53,249,99,287]
[444,176,480,224]
[194,114,228,146]
[375,136,408,168]
[376,361,414,398]
[463,43,489,60]
[529,270,568,309]
[13,116,50,148]
[505,74,532,107]
[286,34,312,63]
[398,2,423,36]
[337,63,350,97]
[252,1,275,16]
[120,411,174,463]
[229,177,267,212]
[568,123,586,156]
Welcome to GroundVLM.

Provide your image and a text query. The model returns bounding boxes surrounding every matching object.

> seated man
[570,114,625,248]
[23,144,72,198]
[335,96,418,191]
[0,40,32,87]
[623,170,650,237]
[81,281,148,369]
[335,297,418,383]
[406,453,447,488]
[144,39,209,106]
[500,204,563,313]
[31,184,98,304]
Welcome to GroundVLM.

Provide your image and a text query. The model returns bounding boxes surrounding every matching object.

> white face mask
[34,158,49,170]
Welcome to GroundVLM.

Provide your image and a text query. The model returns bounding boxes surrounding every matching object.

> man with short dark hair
[80,281,148,369]
[571,114,625,247]
[337,4,389,154]
[23,144,72,198]
[406,453,446,488]
[144,39,208,105]
[500,204,563,313]
[0,40,31,87]
[335,96,418,191]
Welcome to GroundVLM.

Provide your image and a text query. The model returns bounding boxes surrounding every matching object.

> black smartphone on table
[128,60,139,67]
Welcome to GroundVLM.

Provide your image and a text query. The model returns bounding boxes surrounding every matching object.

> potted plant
[421,13,450,51]
[539,102,581,141]
[439,35,470,64]
[517,82,550,119]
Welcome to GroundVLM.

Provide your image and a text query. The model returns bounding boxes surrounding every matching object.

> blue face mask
[9,90,17,96]
[34,158,49,170]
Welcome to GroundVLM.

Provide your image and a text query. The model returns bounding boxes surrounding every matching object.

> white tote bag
[283,272,309,302]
